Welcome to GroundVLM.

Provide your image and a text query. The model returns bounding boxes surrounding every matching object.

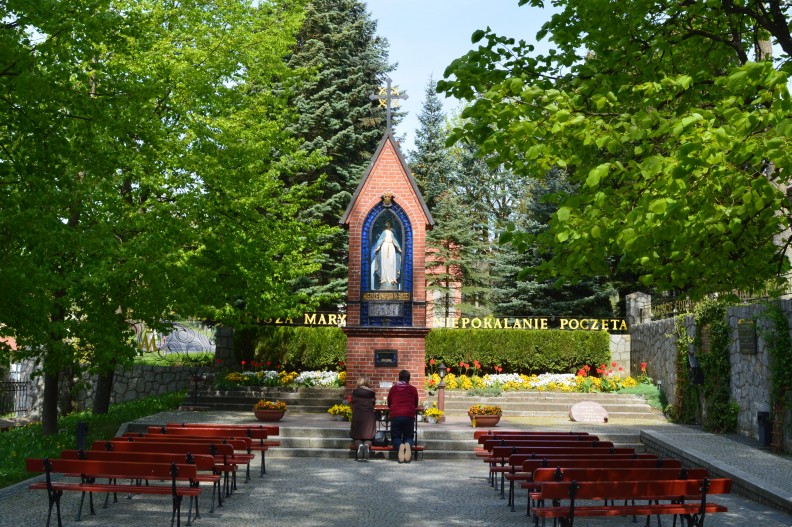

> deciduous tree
[439,0,792,298]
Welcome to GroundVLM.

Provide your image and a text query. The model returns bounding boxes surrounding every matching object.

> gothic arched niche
[360,200,413,326]
[369,210,404,291]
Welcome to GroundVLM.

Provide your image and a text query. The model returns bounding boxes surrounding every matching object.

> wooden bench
[485,445,629,490]
[346,443,426,461]
[473,430,592,441]
[146,425,271,478]
[530,478,732,527]
[503,454,669,510]
[26,458,201,527]
[95,439,241,498]
[165,423,281,477]
[60,449,223,512]
[121,434,255,489]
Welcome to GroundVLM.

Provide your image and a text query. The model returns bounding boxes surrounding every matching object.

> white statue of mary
[371,221,402,289]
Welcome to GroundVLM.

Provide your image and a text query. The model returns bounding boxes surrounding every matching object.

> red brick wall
[344,327,429,402]
[343,137,430,402]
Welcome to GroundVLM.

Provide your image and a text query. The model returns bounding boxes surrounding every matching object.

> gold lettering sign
[362,291,412,302]
[441,317,628,332]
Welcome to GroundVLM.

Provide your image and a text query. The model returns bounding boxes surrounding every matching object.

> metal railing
[0,381,30,417]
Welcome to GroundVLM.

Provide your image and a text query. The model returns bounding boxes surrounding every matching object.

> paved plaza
[3,411,792,527]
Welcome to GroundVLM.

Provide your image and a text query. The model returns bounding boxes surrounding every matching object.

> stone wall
[16,361,207,418]
[628,296,791,451]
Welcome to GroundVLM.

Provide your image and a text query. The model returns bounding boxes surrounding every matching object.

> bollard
[76,422,89,450]
[757,411,771,447]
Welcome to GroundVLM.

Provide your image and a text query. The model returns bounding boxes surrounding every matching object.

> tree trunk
[41,371,60,436]
[93,370,115,414]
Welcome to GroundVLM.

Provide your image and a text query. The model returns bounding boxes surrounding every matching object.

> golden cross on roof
[370,76,407,133]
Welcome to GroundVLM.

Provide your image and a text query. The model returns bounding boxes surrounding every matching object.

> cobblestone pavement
[4,455,792,527]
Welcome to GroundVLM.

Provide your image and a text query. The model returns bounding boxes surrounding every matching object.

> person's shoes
[361,444,369,461]
[398,443,407,463]
[404,444,412,463]
[357,444,364,461]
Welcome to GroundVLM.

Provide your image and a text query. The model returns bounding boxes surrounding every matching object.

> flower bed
[216,369,345,389]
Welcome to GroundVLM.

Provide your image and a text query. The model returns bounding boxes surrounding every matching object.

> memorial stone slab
[569,401,609,423]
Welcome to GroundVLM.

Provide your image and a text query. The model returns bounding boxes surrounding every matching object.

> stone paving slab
[4,456,792,527]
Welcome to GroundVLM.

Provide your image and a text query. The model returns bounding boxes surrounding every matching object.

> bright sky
[366,0,557,155]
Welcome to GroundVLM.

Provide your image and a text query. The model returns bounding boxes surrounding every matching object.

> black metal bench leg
[46,488,63,527]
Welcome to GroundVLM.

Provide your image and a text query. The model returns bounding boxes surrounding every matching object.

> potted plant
[468,404,502,427]
[327,403,352,421]
[423,404,444,424]
[253,399,287,422]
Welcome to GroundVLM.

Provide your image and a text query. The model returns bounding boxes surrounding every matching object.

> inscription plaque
[700,324,712,354]
[569,401,609,423]
[738,319,757,354]
[369,302,404,317]
[374,349,398,367]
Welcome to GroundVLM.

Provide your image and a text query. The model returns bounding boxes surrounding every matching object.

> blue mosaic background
[360,202,413,326]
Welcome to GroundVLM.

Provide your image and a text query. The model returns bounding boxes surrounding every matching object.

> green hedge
[426,329,610,374]
[237,325,611,374]
[236,326,346,370]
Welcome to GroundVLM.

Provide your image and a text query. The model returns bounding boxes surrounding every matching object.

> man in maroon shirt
[387,369,419,463]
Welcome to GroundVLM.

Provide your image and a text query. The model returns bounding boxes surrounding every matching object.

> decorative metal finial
[370,77,407,133]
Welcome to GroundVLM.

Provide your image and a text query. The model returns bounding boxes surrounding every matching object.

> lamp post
[437,362,446,423]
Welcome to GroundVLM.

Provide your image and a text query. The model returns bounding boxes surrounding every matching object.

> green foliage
[426,328,610,374]
[467,386,503,397]
[494,167,621,317]
[672,317,699,425]
[0,392,184,488]
[237,326,347,371]
[284,0,395,307]
[759,302,792,414]
[694,300,738,433]
[0,0,327,433]
[134,352,215,367]
[439,1,792,298]
[617,383,663,411]
[409,76,455,210]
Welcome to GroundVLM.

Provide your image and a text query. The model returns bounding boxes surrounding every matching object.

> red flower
[641,362,647,371]
[459,361,464,367]
[216,359,222,365]
[446,367,451,373]
[429,358,435,365]
[584,365,590,371]
[266,361,271,366]
[611,361,617,367]
[241,360,246,366]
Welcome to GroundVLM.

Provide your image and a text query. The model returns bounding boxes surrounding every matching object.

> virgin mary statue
[371,221,402,290]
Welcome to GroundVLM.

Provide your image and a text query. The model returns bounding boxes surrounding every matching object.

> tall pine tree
[409,76,453,210]
[285,0,394,308]
[492,168,618,317]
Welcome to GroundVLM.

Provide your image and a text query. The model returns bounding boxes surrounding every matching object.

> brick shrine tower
[340,129,434,401]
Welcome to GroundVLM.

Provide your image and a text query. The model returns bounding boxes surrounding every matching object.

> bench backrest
[483,439,613,451]
[26,458,198,481]
[520,456,676,472]
[122,434,250,450]
[478,434,599,445]
[59,450,216,471]
[147,426,268,440]
[167,423,280,436]
[536,478,732,501]
[490,446,632,458]
[532,467,709,483]
[93,439,235,457]
[473,430,590,440]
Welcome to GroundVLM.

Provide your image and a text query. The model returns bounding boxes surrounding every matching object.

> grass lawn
[0,392,184,489]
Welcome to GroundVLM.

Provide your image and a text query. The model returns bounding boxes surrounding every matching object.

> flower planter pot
[468,413,501,427]
[254,409,286,422]
[427,416,438,424]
